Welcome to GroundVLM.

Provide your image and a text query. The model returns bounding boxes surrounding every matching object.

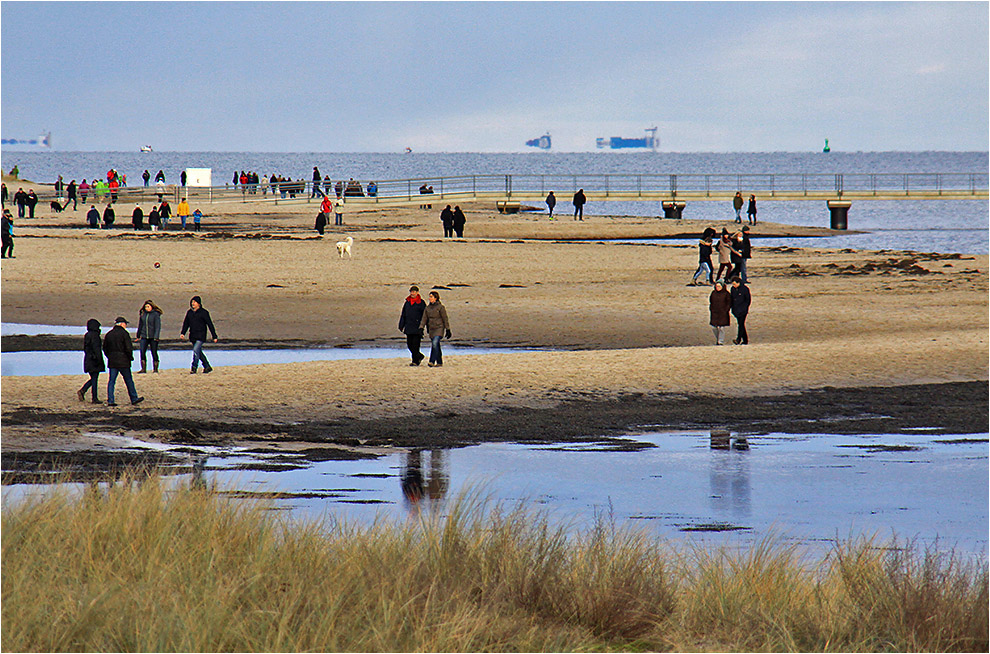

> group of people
[543,189,587,220]
[314,194,343,234]
[732,191,757,224]
[84,197,200,231]
[439,205,466,237]
[76,296,220,406]
[398,286,451,367]
[692,225,752,286]
[708,277,751,346]
[5,186,38,218]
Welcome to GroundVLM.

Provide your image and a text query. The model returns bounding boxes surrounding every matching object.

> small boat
[140,145,153,152]
[404,147,412,153]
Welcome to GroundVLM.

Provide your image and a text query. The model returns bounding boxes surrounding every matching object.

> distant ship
[140,145,153,152]
[525,132,552,150]
[596,126,659,151]
[1,132,51,148]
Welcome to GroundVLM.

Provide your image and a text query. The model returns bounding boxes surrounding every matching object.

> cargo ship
[596,126,658,151]
[525,132,552,150]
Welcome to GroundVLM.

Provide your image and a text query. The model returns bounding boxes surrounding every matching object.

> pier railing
[46,172,989,207]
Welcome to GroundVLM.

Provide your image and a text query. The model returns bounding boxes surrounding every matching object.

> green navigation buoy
[823,138,831,153]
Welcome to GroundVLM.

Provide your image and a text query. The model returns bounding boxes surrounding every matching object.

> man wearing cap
[180,295,218,374]
[398,285,426,366]
[103,316,144,406]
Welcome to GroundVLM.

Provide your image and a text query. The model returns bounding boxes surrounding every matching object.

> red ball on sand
[154,262,161,268]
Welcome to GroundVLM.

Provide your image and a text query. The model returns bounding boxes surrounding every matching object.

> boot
[153,361,159,373]
[138,359,147,374]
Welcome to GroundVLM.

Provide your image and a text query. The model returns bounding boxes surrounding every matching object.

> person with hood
[86,205,100,228]
[1,209,14,258]
[420,290,451,367]
[180,295,218,374]
[77,318,106,403]
[103,203,115,229]
[142,169,151,186]
[155,169,166,183]
[103,316,144,406]
[398,285,427,366]
[131,204,144,230]
[709,281,732,345]
[439,205,454,238]
[177,197,190,230]
[137,300,163,373]
[572,188,586,221]
[732,191,744,223]
[452,206,466,237]
[730,276,752,345]
[546,191,557,219]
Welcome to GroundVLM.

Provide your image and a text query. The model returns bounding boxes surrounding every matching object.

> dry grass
[2,474,987,652]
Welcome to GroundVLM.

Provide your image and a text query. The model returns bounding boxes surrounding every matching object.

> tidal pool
[4,430,986,556]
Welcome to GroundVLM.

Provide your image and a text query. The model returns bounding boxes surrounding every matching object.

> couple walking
[398,286,451,367]
[709,277,751,345]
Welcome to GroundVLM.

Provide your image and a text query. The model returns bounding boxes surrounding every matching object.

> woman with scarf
[137,300,164,373]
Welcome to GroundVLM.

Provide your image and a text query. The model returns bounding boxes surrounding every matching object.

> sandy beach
[2,196,987,452]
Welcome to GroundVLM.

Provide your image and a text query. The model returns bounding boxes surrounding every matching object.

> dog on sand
[336,235,353,258]
[50,200,67,213]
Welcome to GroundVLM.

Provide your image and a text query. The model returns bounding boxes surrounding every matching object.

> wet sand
[2,200,987,451]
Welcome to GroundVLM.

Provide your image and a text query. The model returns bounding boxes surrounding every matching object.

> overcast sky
[2,1,987,152]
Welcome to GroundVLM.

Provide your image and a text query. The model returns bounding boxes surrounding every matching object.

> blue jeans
[693,261,713,283]
[191,340,212,371]
[107,367,139,404]
[429,334,443,365]
[738,259,748,283]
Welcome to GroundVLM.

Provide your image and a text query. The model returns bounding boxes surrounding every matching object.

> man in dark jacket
[738,225,752,283]
[572,189,586,221]
[398,285,427,366]
[440,205,454,238]
[25,189,38,219]
[103,203,115,229]
[86,205,100,228]
[103,317,143,406]
[180,295,218,373]
[67,179,78,210]
[1,209,14,259]
[13,188,26,218]
[77,318,105,403]
[131,205,144,230]
[452,206,466,237]
[730,277,751,345]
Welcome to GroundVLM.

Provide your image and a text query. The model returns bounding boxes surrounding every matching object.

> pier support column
[662,201,685,219]
[827,200,851,230]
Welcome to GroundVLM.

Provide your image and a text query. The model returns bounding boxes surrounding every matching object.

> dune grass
[2,474,987,652]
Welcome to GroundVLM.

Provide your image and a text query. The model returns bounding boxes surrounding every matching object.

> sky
[1,1,987,152]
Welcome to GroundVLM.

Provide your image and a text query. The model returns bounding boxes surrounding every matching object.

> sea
[2,150,988,254]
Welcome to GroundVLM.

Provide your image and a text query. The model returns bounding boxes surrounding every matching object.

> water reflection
[709,450,751,518]
[400,449,448,514]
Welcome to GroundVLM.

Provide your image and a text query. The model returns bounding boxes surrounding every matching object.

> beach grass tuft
[2,473,987,652]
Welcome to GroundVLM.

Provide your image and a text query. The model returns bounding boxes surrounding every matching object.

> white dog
[336,235,353,259]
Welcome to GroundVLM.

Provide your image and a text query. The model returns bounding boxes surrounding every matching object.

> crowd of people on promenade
[76,296,220,407]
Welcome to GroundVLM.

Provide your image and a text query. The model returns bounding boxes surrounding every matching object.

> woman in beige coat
[420,291,451,367]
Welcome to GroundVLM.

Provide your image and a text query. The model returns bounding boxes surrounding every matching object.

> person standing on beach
[177,197,190,230]
[736,225,752,283]
[715,228,739,282]
[77,319,105,403]
[691,228,715,285]
[79,180,90,204]
[55,176,64,201]
[572,188,586,221]
[709,281,732,345]
[148,205,161,232]
[315,209,327,235]
[159,199,171,228]
[180,295,218,374]
[13,188,26,218]
[155,170,166,183]
[546,191,556,219]
[747,194,757,225]
[86,205,100,229]
[733,191,744,223]
[398,285,427,366]
[440,205,454,238]
[102,203,115,229]
[1,183,7,208]
[180,170,187,187]
[452,206,466,237]
[103,316,144,407]
[730,276,751,345]
[25,189,38,219]
[1,209,14,259]
[136,300,163,373]
[420,290,451,367]
[311,167,322,198]
[143,170,151,186]
[131,205,144,230]
[192,209,203,231]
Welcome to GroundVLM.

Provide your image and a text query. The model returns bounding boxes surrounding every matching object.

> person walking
[103,203,115,229]
[440,205,454,238]
[733,191,744,223]
[13,187,26,218]
[398,285,427,366]
[25,189,38,219]
[572,188,586,221]
[311,166,322,198]
[691,228,715,285]
[177,197,190,230]
[1,183,7,208]
[747,194,757,225]
[730,276,751,345]
[546,191,557,219]
[709,281,732,345]
[67,179,78,210]
[103,316,144,406]
[1,209,14,259]
[55,176,65,201]
[136,300,163,373]
[737,225,752,283]
[131,204,144,230]
[77,318,106,403]
[715,228,738,282]
[180,295,218,374]
[142,170,151,187]
[452,206,466,237]
[420,290,450,367]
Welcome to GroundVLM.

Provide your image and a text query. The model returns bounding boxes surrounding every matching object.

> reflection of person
[546,191,556,219]
[78,318,105,402]
[730,277,751,345]
[733,191,743,223]
[398,285,426,366]
[180,295,218,374]
[401,449,449,512]
[427,449,448,501]
[747,195,757,225]
[401,449,425,509]
[103,316,144,406]
[452,206,466,237]
[420,290,450,367]
[572,188,586,221]
[137,300,163,373]
[709,282,732,345]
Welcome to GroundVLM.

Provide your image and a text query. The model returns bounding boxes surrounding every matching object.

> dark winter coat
[420,301,450,337]
[452,208,466,230]
[747,198,757,216]
[740,233,752,259]
[25,191,38,208]
[83,319,105,373]
[709,287,732,327]
[181,307,217,342]
[149,208,161,227]
[87,207,100,227]
[102,324,133,369]
[103,205,115,227]
[132,207,144,229]
[138,310,162,340]
[698,239,713,264]
[440,207,454,227]
[731,283,751,317]
[572,190,586,207]
[398,296,426,335]
[315,212,327,234]
[546,192,556,209]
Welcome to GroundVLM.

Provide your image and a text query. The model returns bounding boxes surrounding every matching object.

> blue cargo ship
[596,127,658,151]
[525,132,552,150]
